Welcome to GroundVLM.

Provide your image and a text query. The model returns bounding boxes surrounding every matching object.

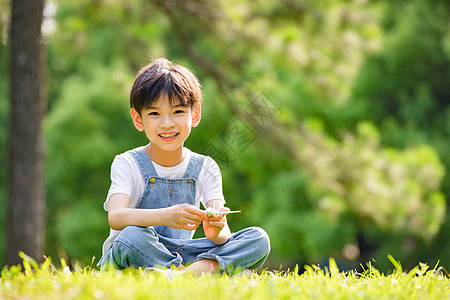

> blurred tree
[6,0,46,265]
[0,0,10,264]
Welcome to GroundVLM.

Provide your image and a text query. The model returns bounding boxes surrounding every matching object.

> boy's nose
[160,115,175,128]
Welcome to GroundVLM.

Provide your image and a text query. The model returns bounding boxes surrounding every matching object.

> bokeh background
[1,0,449,271]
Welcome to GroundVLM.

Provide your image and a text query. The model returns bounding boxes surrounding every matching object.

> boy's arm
[108,193,205,230]
[203,199,232,245]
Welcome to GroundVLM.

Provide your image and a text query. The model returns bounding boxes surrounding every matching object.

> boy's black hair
[130,58,202,115]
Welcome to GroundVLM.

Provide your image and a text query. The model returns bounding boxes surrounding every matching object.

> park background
[0,0,449,272]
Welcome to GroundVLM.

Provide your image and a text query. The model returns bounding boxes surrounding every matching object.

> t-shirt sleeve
[103,155,135,211]
[199,156,225,206]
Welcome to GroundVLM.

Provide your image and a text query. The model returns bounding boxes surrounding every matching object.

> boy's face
[130,95,201,155]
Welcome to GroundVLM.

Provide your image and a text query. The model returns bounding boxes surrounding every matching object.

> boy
[98,58,270,276]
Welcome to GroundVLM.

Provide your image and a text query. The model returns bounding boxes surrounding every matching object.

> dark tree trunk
[6,0,46,265]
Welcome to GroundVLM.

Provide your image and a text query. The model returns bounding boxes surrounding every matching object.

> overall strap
[130,147,158,180]
[183,153,205,180]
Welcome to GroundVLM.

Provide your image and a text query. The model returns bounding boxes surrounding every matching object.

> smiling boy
[98,58,270,276]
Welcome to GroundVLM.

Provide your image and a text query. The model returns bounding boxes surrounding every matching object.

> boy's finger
[205,221,225,230]
[206,215,226,222]
[185,215,203,224]
[185,205,207,217]
[185,223,199,230]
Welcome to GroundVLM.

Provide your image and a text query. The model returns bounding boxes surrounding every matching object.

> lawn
[1,253,449,299]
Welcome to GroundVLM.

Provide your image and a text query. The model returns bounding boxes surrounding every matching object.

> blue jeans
[103,225,270,274]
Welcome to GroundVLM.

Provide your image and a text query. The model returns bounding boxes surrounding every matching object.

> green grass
[1,253,449,300]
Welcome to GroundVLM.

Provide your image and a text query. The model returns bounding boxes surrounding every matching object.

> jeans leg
[103,226,183,270]
[183,227,271,275]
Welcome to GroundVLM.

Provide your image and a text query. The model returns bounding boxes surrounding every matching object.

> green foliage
[353,0,450,124]
[294,121,445,237]
[350,0,450,188]
[54,202,108,263]
[247,120,445,265]
[249,171,355,262]
[0,256,449,299]
[347,0,450,266]
[44,60,140,262]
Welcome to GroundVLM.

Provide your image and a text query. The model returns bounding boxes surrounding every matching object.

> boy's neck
[144,144,186,167]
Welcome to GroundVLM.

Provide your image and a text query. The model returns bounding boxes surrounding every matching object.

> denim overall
[101,148,270,274]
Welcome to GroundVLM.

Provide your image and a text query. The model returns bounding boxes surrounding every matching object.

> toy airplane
[201,202,241,216]
[205,207,241,217]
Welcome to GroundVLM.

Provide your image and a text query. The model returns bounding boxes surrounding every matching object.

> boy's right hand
[164,204,206,230]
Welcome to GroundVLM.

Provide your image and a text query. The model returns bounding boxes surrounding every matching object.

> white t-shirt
[101,146,225,257]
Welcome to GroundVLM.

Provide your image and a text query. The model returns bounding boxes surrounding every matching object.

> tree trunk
[6,0,46,265]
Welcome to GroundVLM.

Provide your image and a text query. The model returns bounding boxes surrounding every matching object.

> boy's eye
[148,112,159,116]
[174,110,185,114]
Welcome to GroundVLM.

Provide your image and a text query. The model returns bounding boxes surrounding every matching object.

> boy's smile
[159,132,178,139]
[131,95,201,166]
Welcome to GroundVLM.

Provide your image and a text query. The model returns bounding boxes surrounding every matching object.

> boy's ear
[130,108,145,131]
[192,104,201,127]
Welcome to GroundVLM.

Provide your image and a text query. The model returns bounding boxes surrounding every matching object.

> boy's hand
[164,204,205,230]
[203,207,231,244]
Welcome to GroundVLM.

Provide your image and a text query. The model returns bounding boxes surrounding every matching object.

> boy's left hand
[203,206,231,244]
